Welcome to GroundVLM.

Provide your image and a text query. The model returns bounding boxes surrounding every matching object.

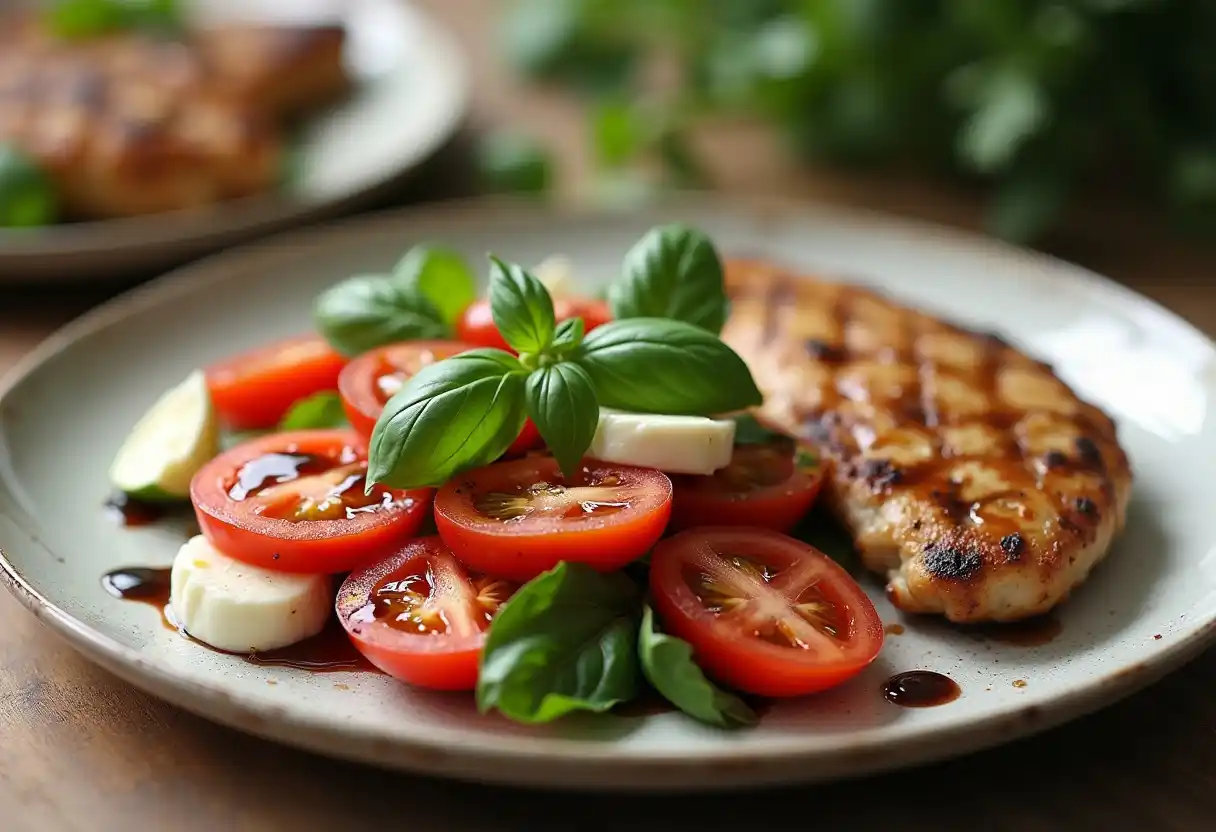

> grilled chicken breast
[0,16,347,220]
[721,258,1132,623]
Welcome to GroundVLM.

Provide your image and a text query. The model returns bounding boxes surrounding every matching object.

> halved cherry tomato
[650,527,883,698]
[205,335,347,430]
[456,296,613,352]
[337,339,543,456]
[434,457,671,581]
[191,429,431,574]
[669,440,824,533]
[338,340,473,438]
[336,536,516,691]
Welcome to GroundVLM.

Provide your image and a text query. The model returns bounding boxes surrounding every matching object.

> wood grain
[2,1,1215,828]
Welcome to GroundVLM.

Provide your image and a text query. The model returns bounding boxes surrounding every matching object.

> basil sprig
[637,605,758,728]
[366,246,762,490]
[609,224,730,334]
[477,562,641,724]
[278,392,348,431]
[367,350,528,489]
[313,245,477,356]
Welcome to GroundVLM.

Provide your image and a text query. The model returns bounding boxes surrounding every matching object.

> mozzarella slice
[170,536,331,653]
[109,369,220,501]
[588,408,736,475]
[533,254,576,298]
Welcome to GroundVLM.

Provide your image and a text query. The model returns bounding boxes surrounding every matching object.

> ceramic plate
[2,197,1214,791]
[0,0,467,283]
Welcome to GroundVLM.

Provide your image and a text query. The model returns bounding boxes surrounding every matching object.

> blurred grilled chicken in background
[0,9,349,220]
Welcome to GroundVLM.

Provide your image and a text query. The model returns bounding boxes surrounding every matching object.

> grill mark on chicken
[721,258,1133,622]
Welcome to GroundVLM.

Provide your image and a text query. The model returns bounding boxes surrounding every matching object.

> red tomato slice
[669,440,824,533]
[434,457,671,581]
[205,335,347,430]
[191,429,431,574]
[336,537,517,691]
[338,340,473,438]
[650,527,883,698]
[456,296,613,352]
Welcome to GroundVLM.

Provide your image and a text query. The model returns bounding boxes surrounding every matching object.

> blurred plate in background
[0,0,468,284]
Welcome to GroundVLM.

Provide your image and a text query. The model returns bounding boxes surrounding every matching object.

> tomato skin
[456,296,612,352]
[650,527,884,698]
[505,419,542,457]
[337,537,501,691]
[434,457,672,581]
[205,335,347,430]
[191,429,432,574]
[338,340,473,439]
[669,442,824,534]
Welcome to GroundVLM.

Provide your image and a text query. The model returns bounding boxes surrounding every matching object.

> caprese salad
[107,224,883,728]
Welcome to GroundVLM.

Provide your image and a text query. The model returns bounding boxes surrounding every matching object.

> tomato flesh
[434,457,671,581]
[191,429,431,574]
[456,296,612,352]
[206,335,347,430]
[670,440,824,533]
[338,340,472,438]
[337,537,516,690]
[650,527,883,698]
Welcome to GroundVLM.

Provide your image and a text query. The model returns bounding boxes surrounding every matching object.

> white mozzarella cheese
[170,536,331,653]
[587,409,736,475]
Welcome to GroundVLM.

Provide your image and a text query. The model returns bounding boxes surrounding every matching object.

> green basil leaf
[525,362,599,477]
[638,606,757,728]
[393,246,476,328]
[367,349,527,489]
[0,144,57,228]
[478,562,641,724]
[731,413,785,446]
[550,317,585,354]
[477,131,552,196]
[609,224,729,334]
[576,318,762,415]
[279,392,348,431]
[313,276,448,357]
[488,256,556,354]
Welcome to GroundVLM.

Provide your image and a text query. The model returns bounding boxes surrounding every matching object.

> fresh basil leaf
[393,246,476,328]
[313,276,448,357]
[525,362,599,476]
[550,317,585,354]
[478,562,641,724]
[488,256,556,354]
[0,144,57,227]
[477,131,552,195]
[279,392,347,431]
[638,606,757,728]
[732,413,785,446]
[576,318,762,415]
[610,224,729,334]
[367,349,528,489]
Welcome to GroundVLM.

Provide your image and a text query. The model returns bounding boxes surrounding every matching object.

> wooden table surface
[3,2,1216,828]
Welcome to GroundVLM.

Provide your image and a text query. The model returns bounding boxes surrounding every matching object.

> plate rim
[2,193,1215,790]
[0,0,469,279]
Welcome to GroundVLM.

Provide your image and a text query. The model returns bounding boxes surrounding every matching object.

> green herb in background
[278,393,348,431]
[477,131,554,196]
[0,145,58,228]
[47,0,182,40]
[500,0,1216,244]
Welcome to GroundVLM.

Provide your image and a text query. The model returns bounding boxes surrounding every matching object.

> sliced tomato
[650,527,883,698]
[670,440,824,533]
[456,296,613,352]
[205,335,347,430]
[336,537,516,691]
[434,457,671,581]
[338,340,473,438]
[191,429,431,574]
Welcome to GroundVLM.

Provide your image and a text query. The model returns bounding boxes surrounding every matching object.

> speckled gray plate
[1,196,1214,791]
[0,0,467,282]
